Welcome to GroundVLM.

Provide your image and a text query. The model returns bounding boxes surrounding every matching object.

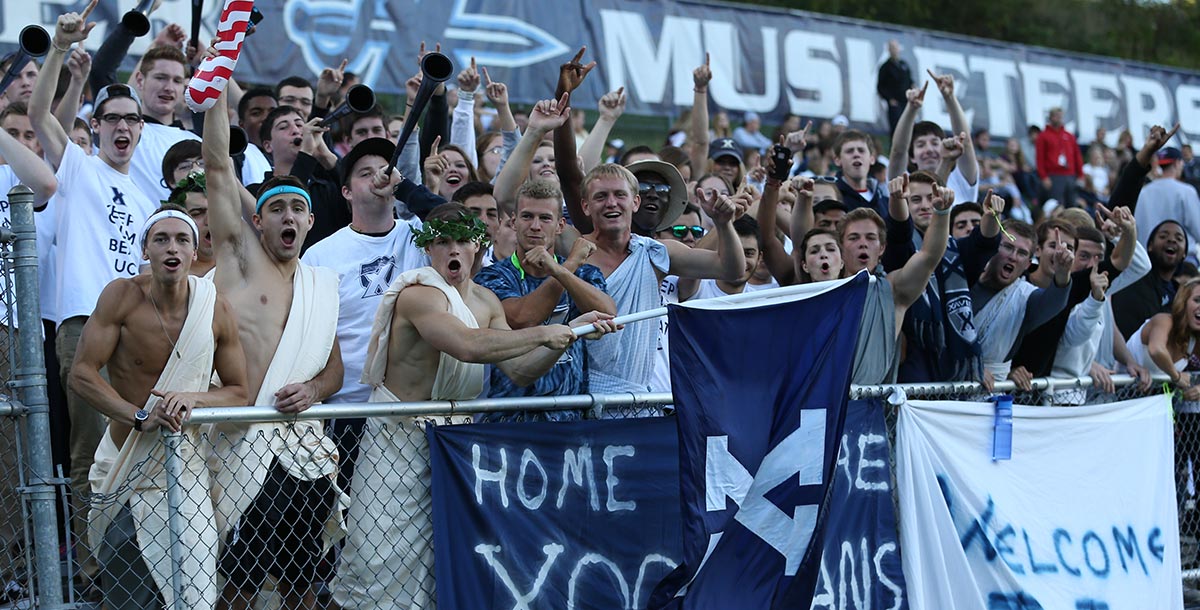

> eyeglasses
[639,183,671,196]
[812,176,839,184]
[998,241,1032,260]
[670,225,705,239]
[174,158,204,174]
[99,113,142,126]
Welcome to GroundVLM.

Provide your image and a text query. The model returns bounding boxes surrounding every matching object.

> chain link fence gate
[1,185,67,609]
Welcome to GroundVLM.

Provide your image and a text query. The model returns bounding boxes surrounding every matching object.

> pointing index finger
[81,0,99,20]
[705,52,710,67]
[338,58,349,72]
[572,46,586,64]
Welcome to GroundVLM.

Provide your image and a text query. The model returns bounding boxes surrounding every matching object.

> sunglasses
[669,225,705,239]
[638,183,671,196]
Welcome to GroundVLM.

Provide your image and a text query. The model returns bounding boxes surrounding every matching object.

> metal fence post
[8,185,64,608]
[162,431,187,609]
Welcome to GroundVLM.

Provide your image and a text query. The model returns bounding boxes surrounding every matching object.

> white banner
[897,396,1182,610]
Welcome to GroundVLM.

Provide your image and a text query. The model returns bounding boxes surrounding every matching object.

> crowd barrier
[0,180,1193,607]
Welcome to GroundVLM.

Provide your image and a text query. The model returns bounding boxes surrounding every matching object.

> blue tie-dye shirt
[474,254,608,421]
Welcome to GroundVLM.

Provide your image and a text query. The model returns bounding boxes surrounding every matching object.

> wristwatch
[133,408,149,431]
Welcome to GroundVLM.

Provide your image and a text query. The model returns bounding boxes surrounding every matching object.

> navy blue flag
[650,274,870,608]
[429,417,682,609]
[810,399,908,609]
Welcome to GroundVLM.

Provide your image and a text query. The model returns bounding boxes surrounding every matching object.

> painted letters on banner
[651,274,869,609]
[428,417,682,609]
[896,396,1183,610]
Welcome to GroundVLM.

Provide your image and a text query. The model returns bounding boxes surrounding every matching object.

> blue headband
[255,185,312,214]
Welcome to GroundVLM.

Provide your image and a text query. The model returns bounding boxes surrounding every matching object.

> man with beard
[1114,219,1188,339]
[887,71,979,206]
[474,179,615,412]
[31,5,159,584]
[970,221,1073,382]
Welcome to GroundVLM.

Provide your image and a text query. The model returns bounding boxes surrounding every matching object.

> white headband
[140,210,199,251]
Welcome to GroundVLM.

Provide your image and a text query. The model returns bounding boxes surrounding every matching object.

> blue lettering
[1082,531,1110,577]
[1053,529,1082,577]
[1075,599,1109,610]
[995,525,1024,574]
[1024,530,1057,574]
[113,259,137,275]
[1110,526,1147,575]
[961,496,998,561]
[1148,527,1164,563]
[987,592,1044,609]
[937,474,953,515]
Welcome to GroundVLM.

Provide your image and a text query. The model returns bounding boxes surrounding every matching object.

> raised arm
[495,95,570,217]
[687,54,712,174]
[0,124,53,209]
[929,70,977,185]
[552,47,596,231]
[759,153,797,286]
[580,88,626,173]
[887,82,926,180]
[53,45,90,134]
[667,190,746,281]
[889,186,952,308]
[32,2,98,169]
[935,132,967,185]
[202,89,253,275]
[450,57,480,166]
[789,177,815,278]
[1097,203,1137,272]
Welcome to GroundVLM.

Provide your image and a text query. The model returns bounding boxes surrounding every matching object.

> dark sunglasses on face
[638,183,671,196]
[670,225,705,239]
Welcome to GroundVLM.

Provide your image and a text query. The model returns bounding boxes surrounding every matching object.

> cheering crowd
[1,1,1198,608]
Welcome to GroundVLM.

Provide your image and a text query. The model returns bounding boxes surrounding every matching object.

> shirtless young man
[70,206,247,608]
[333,202,616,609]
[203,90,346,610]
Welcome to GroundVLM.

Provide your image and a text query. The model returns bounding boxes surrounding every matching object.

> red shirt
[1035,125,1083,179]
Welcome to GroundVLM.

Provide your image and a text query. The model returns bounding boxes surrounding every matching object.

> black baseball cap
[340,137,396,184]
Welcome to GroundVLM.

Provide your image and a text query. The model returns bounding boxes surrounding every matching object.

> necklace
[148,288,185,360]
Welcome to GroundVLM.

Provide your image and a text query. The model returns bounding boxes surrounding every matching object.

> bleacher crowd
[1,3,1199,608]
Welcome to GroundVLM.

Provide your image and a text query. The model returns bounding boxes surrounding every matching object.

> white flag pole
[572,271,873,337]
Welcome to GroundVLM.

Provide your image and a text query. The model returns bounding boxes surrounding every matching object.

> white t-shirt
[35,196,58,324]
[242,144,272,186]
[648,276,680,393]
[301,219,429,404]
[55,143,156,322]
[947,165,979,207]
[0,166,58,326]
[131,122,200,203]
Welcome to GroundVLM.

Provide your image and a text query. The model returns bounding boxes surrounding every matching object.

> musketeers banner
[428,417,682,609]
[8,0,1200,144]
[651,274,869,608]
[896,396,1183,610]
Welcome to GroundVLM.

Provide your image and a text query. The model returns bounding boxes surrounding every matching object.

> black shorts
[218,460,335,589]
